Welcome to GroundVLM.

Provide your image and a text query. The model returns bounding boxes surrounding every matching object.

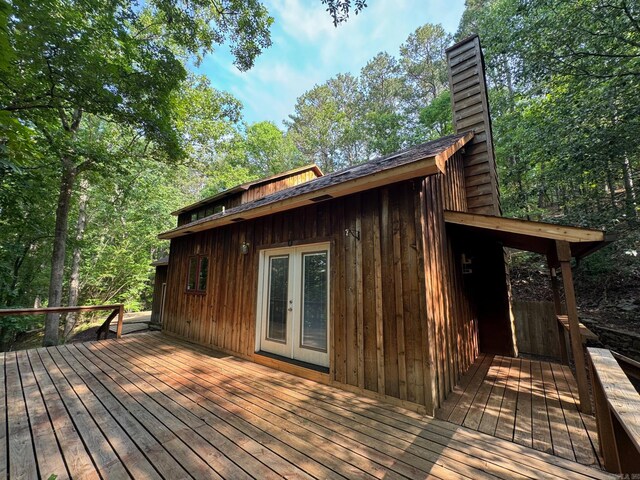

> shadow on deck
[436,353,602,468]
[2,333,613,479]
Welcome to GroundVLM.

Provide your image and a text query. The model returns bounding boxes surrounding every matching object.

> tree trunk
[43,163,77,346]
[63,177,89,339]
[606,161,617,209]
[622,154,637,226]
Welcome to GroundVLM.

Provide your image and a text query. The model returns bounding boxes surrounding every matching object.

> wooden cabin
[5,35,636,479]
[154,35,609,416]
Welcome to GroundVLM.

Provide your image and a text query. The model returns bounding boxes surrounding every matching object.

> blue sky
[194,0,466,127]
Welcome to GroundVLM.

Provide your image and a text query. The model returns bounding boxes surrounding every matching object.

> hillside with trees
[1,0,638,349]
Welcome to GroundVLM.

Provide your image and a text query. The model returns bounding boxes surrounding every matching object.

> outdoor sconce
[345,228,360,241]
[241,242,250,255]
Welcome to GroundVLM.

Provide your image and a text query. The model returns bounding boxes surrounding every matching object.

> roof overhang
[150,256,169,267]
[444,210,613,263]
[159,133,473,240]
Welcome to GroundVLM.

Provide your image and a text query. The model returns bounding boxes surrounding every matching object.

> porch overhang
[443,210,612,265]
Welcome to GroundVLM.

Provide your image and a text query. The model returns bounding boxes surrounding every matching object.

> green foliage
[321,0,368,26]
[287,23,452,169]
[0,0,12,73]
[458,0,640,306]
[287,76,366,171]
[79,156,187,308]
[419,90,453,139]
[243,122,304,175]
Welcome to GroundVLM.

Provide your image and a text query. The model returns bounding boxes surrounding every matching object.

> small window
[197,210,205,219]
[213,204,225,214]
[205,207,214,216]
[190,212,197,222]
[187,255,208,293]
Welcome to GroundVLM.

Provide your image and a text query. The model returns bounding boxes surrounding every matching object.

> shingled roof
[159,132,473,239]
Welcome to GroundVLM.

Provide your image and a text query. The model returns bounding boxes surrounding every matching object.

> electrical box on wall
[461,254,473,274]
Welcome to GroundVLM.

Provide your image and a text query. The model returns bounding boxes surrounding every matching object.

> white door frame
[255,242,330,367]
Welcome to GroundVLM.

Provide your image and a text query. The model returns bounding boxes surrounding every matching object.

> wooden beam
[556,315,598,342]
[588,347,640,473]
[0,304,123,316]
[160,156,442,239]
[547,263,569,364]
[556,240,592,414]
[444,211,606,243]
[116,304,124,339]
[434,132,474,173]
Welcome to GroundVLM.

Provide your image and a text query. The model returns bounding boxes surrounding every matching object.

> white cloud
[198,0,466,125]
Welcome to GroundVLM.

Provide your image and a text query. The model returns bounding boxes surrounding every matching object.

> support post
[548,261,569,364]
[116,304,124,339]
[556,240,592,414]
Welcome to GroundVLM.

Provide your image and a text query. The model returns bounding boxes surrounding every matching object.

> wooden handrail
[612,351,640,382]
[588,347,640,473]
[0,304,125,340]
[556,315,599,342]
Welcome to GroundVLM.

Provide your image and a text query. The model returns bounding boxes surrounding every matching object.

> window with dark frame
[187,255,209,293]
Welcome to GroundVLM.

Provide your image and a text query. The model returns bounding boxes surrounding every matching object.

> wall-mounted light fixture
[345,228,360,241]
[241,242,250,255]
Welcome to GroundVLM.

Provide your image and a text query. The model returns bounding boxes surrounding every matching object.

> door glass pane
[267,255,289,342]
[301,252,328,351]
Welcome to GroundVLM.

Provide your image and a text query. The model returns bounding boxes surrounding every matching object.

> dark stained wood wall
[163,160,478,413]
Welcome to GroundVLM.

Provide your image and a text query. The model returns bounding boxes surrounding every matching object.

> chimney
[446,35,501,216]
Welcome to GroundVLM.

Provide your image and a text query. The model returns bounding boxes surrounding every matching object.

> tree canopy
[1,0,638,349]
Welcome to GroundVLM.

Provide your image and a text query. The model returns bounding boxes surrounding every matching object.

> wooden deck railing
[0,304,125,340]
[588,347,640,473]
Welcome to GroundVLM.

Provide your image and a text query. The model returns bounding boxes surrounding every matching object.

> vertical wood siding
[164,170,478,412]
[446,36,501,216]
[240,170,319,203]
[420,169,478,409]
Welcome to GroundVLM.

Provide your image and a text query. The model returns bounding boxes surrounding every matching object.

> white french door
[256,243,330,367]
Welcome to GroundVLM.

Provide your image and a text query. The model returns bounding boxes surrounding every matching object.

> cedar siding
[163,151,477,413]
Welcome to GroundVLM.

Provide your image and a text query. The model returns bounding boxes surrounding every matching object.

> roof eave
[160,156,443,240]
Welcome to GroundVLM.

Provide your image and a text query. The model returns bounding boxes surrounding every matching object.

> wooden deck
[1,334,614,480]
[436,353,602,467]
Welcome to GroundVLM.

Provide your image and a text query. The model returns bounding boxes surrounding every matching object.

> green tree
[1,0,273,345]
[287,73,366,172]
[399,23,452,133]
[359,52,406,155]
[244,122,303,176]
[419,90,453,139]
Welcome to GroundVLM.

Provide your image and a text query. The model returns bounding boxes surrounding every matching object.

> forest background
[1,0,638,348]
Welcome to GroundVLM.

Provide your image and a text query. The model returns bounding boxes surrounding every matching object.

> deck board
[438,353,602,468]
[2,333,614,480]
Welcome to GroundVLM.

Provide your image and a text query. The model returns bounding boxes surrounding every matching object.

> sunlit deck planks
[436,353,602,467]
[2,333,613,479]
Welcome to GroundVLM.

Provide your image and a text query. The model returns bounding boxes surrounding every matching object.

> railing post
[589,353,621,471]
[547,258,569,364]
[116,304,124,339]
[556,240,592,414]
